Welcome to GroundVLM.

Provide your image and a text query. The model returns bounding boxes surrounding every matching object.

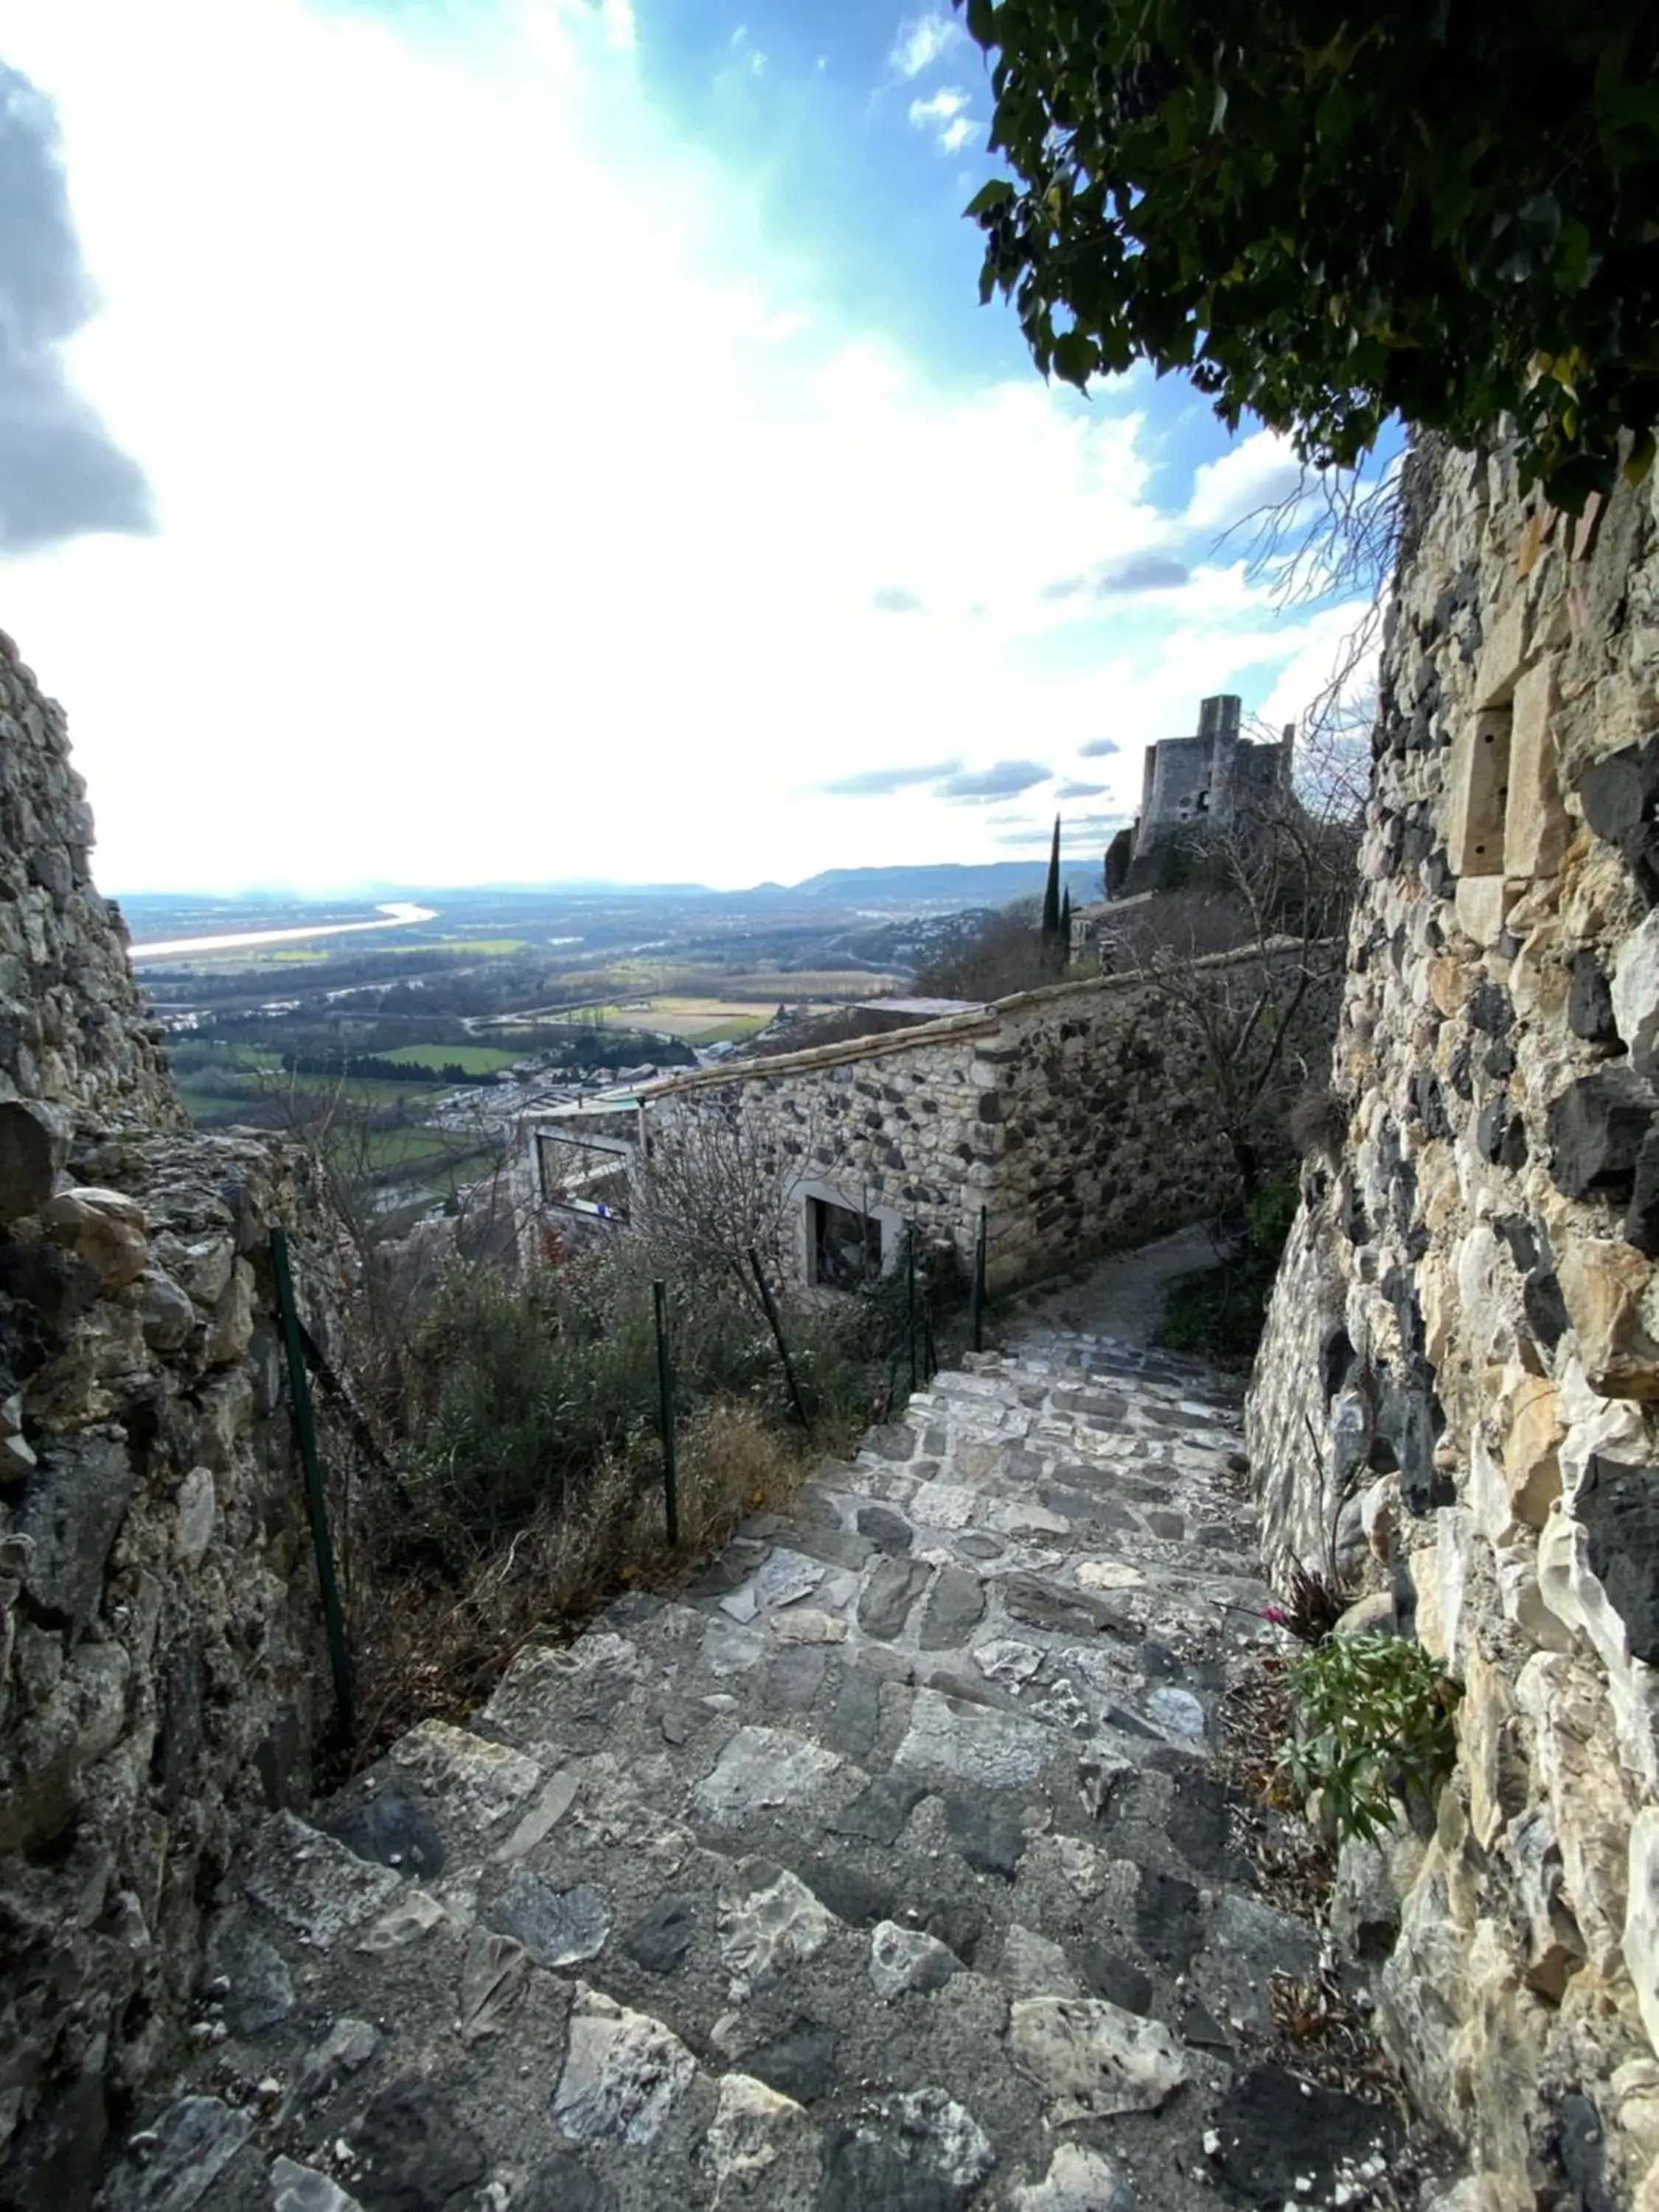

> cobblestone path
[100,1313,1403,2212]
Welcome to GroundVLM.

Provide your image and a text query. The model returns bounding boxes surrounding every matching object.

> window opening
[811,1196,883,1290]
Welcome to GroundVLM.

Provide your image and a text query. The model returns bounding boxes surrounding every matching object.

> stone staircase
[97,1321,1405,2212]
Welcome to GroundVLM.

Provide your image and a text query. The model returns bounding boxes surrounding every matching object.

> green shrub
[396,1241,884,1568]
[1276,1632,1460,1846]
[1155,1173,1299,1366]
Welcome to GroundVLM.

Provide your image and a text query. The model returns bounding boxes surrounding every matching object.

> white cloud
[1183,427,1305,540]
[908,84,975,152]
[908,86,966,124]
[890,13,961,77]
[0,0,1349,894]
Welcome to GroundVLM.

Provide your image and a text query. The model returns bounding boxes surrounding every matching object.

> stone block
[1445,710,1514,880]
[1581,731,1659,905]
[1546,1067,1657,1199]
[1630,1807,1659,2060]
[13,1430,135,1630]
[39,1186,147,1290]
[1475,595,1534,708]
[1581,1455,1659,1663]
[1616,910,1659,1079]
[1504,654,1568,877]
[0,1099,66,1224]
[1455,876,1513,948]
[1557,1239,1659,1399]
[1500,1375,1563,1529]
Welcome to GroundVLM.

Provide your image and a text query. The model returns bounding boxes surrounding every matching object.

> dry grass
[345,1394,808,1770]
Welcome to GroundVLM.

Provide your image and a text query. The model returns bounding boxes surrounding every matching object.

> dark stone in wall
[1374,1366,1451,1516]
[1582,1455,1659,1663]
[1499,1214,1543,1274]
[1411,1070,1450,1141]
[1477,1095,1509,1164]
[1467,982,1514,1035]
[1569,950,1621,1046]
[1482,1040,1517,1079]
[153,1643,204,1814]
[1629,1130,1659,1258]
[1579,730,1659,905]
[1321,1328,1356,1405]
[1425,849,1456,900]
[13,1431,135,1631]
[0,2073,108,2212]
[1555,2090,1619,2212]
[1342,1183,1368,1245]
[1448,1040,1473,1100]
[1525,1270,1571,1351]
[1546,1067,1656,1198]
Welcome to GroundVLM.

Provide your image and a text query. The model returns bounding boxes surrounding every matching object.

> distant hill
[785,861,1102,908]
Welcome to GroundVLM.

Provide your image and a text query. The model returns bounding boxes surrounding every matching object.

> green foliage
[1155,1172,1298,1366]
[1041,815,1062,939]
[400,1245,880,1565]
[957,0,1659,507]
[1277,1631,1460,1845]
[1245,1172,1301,1259]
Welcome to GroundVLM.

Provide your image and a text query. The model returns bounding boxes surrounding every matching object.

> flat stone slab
[243,1813,402,1949]
[894,1688,1053,1790]
[487,1867,610,1968]
[1008,1996,1189,2120]
[553,1983,697,2146]
[688,1727,841,1824]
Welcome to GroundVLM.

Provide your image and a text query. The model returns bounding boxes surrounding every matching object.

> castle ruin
[1124,692,1295,891]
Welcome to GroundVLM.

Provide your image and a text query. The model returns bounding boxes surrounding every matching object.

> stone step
[98,1283,1408,2212]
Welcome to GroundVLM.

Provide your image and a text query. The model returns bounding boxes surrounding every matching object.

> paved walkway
[100,1284,1402,2212]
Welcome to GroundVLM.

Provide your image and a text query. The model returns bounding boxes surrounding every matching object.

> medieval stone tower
[1124,693,1294,890]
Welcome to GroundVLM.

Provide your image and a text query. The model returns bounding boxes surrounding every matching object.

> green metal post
[748,1248,810,1430]
[653,1280,680,1546]
[972,1206,989,1354]
[269,1228,355,1739]
[905,1227,918,1396]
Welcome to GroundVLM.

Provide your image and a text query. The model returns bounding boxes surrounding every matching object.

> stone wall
[0,633,176,1133]
[521,942,1337,1298]
[0,637,364,2207]
[1247,439,1659,2205]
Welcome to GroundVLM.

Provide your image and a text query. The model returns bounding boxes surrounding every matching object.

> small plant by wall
[1276,1632,1461,1847]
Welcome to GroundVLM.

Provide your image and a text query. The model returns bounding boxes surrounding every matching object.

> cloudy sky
[0,0,1378,894]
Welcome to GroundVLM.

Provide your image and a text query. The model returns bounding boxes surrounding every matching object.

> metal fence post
[972,1205,989,1354]
[653,1279,681,1546]
[905,1226,918,1395]
[748,1247,810,1430]
[269,1228,355,1740]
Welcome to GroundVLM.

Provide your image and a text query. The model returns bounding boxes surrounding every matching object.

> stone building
[1124,692,1295,891]
[1248,441,1659,2203]
[517,938,1330,1298]
[0,633,364,2203]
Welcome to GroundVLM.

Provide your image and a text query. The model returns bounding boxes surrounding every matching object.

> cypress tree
[1041,815,1062,940]
[1059,885,1071,967]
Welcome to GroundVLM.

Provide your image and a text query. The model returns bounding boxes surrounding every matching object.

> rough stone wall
[0,637,364,2207]
[521,945,1337,1296]
[0,633,176,1128]
[1247,439,1659,2205]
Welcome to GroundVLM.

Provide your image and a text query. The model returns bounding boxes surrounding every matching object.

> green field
[372,1041,524,1074]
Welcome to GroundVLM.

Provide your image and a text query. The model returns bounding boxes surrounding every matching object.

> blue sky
[0,0,1380,892]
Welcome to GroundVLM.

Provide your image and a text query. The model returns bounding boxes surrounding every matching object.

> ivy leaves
[953,0,1659,508]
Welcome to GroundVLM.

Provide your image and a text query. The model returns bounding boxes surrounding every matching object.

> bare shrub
[1290,1091,1349,1166]
[913,899,1054,1002]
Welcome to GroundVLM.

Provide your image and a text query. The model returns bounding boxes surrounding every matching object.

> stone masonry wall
[0,636,364,2209]
[1248,439,1659,2205]
[0,633,176,1131]
[549,942,1338,1297]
